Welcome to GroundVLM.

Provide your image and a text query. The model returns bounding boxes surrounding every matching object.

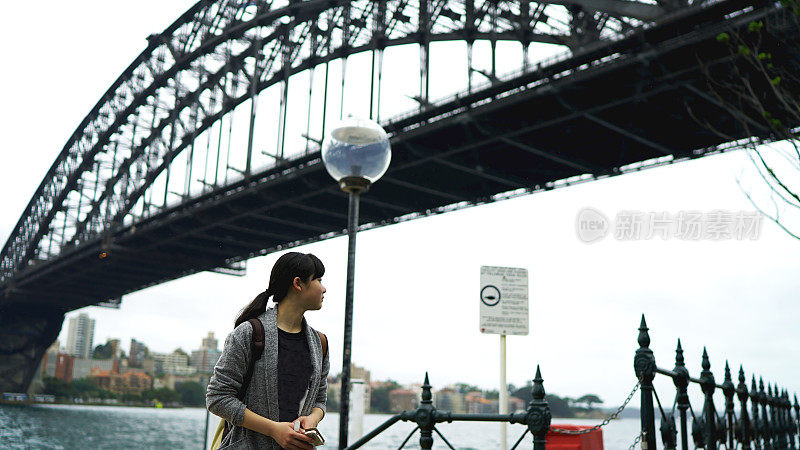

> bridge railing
[635,315,800,450]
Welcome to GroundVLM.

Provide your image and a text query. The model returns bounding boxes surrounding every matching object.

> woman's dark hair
[235,252,325,328]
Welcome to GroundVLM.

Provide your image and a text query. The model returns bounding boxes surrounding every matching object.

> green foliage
[737,45,752,57]
[369,380,401,413]
[771,76,782,86]
[758,52,772,61]
[716,32,730,43]
[484,389,499,400]
[748,21,764,32]
[576,394,604,410]
[92,343,114,360]
[175,381,206,406]
[326,387,340,412]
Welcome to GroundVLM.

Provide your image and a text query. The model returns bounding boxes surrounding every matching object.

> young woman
[207,252,329,450]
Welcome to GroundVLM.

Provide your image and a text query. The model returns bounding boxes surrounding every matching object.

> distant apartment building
[153,350,196,376]
[201,332,218,350]
[90,367,152,395]
[39,340,61,379]
[465,392,498,414]
[54,354,75,383]
[389,389,417,412]
[154,373,212,390]
[65,313,95,359]
[190,332,222,373]
[128,339,148,368]
[509,396,526,413]
[106,338,122,359]
[435,388,467,414]
[72,358,116,380]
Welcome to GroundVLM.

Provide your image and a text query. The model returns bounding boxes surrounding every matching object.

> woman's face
[298,276,326,311]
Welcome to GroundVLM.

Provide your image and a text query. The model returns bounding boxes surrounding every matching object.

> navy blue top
[277,323,313,422]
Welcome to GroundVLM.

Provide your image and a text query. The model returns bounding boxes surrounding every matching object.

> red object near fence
[545,424,604,450]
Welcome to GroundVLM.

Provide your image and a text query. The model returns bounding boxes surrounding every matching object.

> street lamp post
[321,117,391,449]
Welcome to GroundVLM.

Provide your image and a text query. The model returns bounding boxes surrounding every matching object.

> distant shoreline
[0,399,186,409]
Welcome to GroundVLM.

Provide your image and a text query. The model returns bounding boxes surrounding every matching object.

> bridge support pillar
[0,304,65,393]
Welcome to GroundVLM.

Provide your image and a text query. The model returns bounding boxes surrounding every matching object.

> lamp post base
[339,176,371,194]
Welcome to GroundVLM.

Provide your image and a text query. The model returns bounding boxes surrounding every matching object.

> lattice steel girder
[539,0,665,20]
[1,0,670,285]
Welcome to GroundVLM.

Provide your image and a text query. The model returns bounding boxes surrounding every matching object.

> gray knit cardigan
[206,306,329,449]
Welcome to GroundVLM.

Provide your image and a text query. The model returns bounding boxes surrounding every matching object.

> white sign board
[479,266,529,335]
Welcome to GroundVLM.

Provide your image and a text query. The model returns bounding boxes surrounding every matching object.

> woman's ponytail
[234,288,272,328]
[233,252,325,328]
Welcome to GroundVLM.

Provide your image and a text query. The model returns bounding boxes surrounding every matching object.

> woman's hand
[267,421,314,450]
[295,415,320,430]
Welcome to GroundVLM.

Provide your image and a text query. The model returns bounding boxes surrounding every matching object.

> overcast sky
[2,1,798,410]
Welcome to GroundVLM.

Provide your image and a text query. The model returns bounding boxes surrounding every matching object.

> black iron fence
[343,315,799,449]
[345,368,552,449]
[635,315,800,450]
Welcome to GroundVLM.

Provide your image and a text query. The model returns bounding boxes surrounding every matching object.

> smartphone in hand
[303,427,325,446]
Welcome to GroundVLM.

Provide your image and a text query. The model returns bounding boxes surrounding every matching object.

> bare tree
[688,3,800,238]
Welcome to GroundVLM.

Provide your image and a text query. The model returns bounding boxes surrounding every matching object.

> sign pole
[500,333,508,450]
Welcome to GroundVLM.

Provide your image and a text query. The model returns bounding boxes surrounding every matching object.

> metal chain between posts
[550,378,643,435]
[629,431,645,450]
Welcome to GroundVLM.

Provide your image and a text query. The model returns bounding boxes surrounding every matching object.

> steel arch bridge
[1,0,796,392]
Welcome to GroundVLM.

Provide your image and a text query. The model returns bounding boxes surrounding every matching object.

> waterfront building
[435,388,467,414]
[201,332,217,350]
[152,350,196,376]
[189,332,222,373]
[90,366,152,395]
[65,313,95,359]
[72,358,116,380]
[154,373,211,390]
[465,392,498,414]
[40,341,60,379]
[54,353,74,383]
[389,389,417,412]
[509,396,526,413]
[128,339,148,368]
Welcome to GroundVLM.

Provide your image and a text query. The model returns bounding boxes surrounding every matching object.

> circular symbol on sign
[480,285,501,306]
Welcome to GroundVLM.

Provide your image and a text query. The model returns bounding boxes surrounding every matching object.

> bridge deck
[2,0,794,311]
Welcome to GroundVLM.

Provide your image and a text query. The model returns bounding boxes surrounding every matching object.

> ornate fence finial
[638,314,650,349]
[699,347,717,449]
[751,375,762,448]
[416,372,435,449]
[635,315,657,450]
[735,365,751,447]
[722,361,735,447]
[528,365,551,450]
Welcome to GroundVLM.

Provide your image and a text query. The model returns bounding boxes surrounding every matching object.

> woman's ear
[292,276,304,291]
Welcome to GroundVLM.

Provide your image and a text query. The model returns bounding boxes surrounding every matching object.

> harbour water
[1,404,648,449]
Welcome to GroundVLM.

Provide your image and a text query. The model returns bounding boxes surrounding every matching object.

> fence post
[416,372,435,449]
[783,389,793,450]
[528,365,551,450]
[793,394,799,449]
[673,339,690,450]
[752,376,763,450]
[699,348,717,450]
[760,378,773,450]
[722,362,735,449]
[634,315,657,450]
[737,366,752,450]
[773,385,786,449]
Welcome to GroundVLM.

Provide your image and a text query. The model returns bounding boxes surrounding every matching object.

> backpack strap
[317,330,328,358]
[237,318,265,400]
